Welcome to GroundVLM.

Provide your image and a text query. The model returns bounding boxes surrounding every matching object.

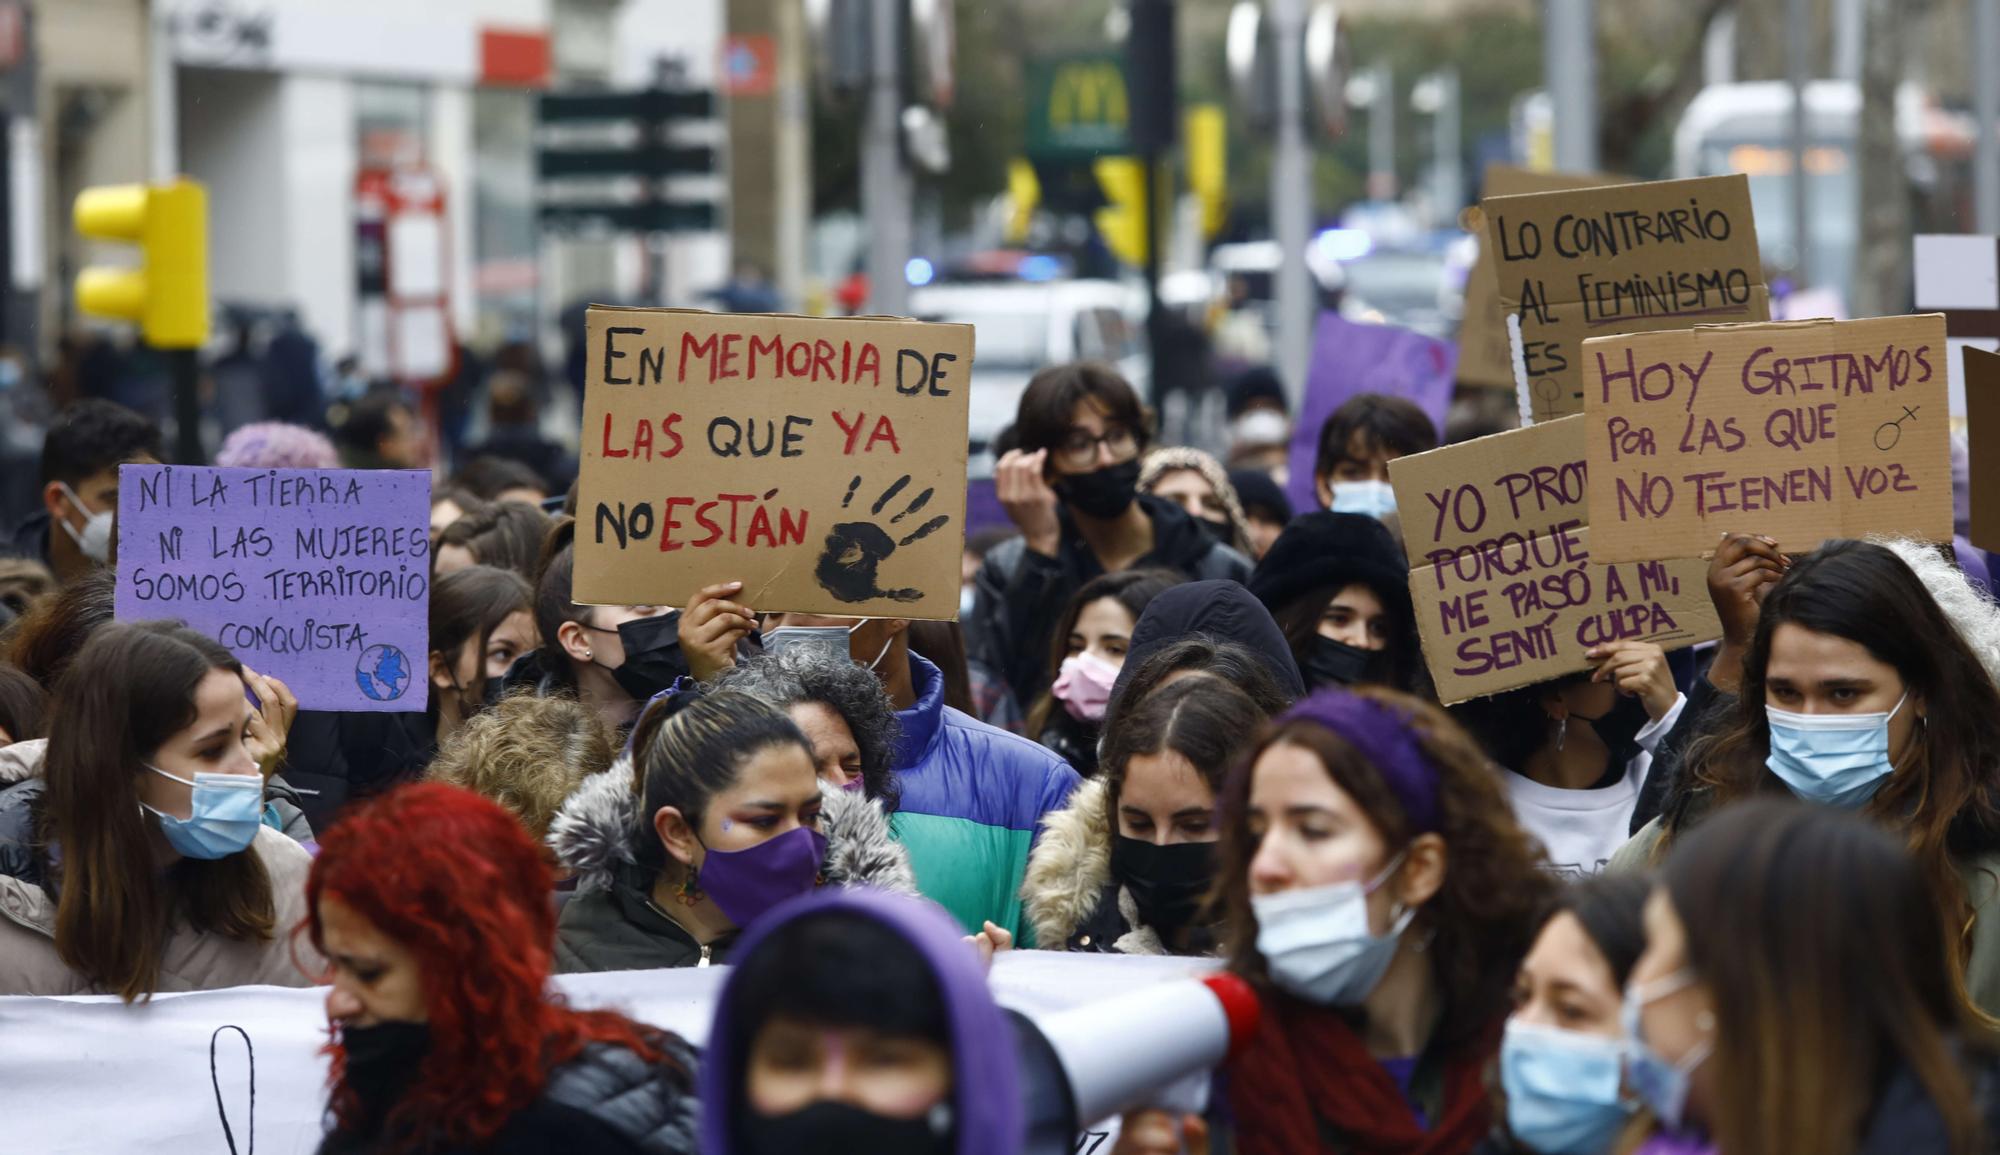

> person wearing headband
[1202,687,1554,1155]
[550,685,918,973]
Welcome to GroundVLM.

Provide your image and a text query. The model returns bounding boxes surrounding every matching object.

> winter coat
[546,758,920,974]
[971,494,1252,707]
[319,1038,701,1155]
[890,654,1081,942]
[0,739,321,996]
[1021,776,1181,956]
[282,708,437,831]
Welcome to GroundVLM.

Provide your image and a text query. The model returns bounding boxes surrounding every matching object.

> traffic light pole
[167,347,202,464]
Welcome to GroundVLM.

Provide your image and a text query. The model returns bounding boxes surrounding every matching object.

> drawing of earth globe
[355,644,411,702]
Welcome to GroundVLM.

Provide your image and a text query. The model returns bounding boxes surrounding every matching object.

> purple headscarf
[698,887,1024,1155]
[1276,688,1442,833]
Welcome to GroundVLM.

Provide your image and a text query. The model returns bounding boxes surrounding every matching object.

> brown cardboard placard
[1582,314,1952,564]
[1483,174,1768,423]
[575,305,974,617]
[1388,415,1719,703]
[1968,346,2000,552]
[1458,166,1631,390]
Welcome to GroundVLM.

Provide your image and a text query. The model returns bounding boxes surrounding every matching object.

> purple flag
[1285,312,1457,511]
[115,465,432,712]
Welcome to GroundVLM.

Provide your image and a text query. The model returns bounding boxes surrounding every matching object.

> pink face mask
[1052,651,1121,722]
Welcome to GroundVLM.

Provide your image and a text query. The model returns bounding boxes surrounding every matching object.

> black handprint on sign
[815,475,950,603]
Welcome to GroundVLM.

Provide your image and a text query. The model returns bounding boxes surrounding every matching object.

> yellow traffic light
[1094,156,1149,266]
[74,179,209,349]
[1006,159,1041,245]
[1186,105,1227,240]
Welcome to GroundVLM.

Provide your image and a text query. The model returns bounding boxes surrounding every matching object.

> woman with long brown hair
[1022,568,1181,775]
[1627,799,2000,1154]
[1161,686,1554,1155]
[1626,539,2000,1016]
[0,620,315,998]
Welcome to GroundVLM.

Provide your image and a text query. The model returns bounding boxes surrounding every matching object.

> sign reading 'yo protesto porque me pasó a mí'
[1388,417,1719,704]
[114,465,432,712]
[576,306,975,619]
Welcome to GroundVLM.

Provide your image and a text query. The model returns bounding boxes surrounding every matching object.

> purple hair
[214,422,340,469]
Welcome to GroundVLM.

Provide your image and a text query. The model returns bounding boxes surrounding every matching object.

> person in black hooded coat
[1103,580,1306,731]
[1247,511,1426,696]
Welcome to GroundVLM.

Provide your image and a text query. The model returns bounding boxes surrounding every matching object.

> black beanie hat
[1228,468,1293,524]
[1247,511,1411,621]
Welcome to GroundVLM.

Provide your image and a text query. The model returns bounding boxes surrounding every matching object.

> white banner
[0,952,1210,1154]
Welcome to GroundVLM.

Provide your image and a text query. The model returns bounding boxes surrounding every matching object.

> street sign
[537,89,713,122]
[535,86,720,237]
[536,145,717,179]
[1026,53,1131,161]
[538,203,717,232]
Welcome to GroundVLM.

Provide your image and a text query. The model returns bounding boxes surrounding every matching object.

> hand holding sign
[680,581,756,683]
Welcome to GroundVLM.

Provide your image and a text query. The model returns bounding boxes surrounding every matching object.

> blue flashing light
[1018,254,1063,282]
[905,257,936,286]
[1314,228,1373,262]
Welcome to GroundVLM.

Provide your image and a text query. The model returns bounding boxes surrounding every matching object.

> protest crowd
[7,179,2000,1155]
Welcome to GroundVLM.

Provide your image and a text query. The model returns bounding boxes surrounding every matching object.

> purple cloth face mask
[699,824,829,927]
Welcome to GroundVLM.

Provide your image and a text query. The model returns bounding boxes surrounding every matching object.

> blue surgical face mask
[1501,1020,1633,1155]
[1620,970,1713,1134]
[139,766,264,859]
[1251,852,1412,1006]
[1765,691,1909,809]
[1330,478,1397,521]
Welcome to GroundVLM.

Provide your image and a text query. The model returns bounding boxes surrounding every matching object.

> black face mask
[338,1021,432,1120]
[1053,458,1142,520]
[1111,835,1218,935]
[740,1100,954,1155]
[1302,636,1378,689]
[1193,515,1233,547]
[1583,692,1654,769]
[602,612,688,703]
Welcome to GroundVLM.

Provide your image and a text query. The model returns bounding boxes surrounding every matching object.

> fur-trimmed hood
[547,752,919,898]
[1879,537,2000,688]
[1019,777,1169,956]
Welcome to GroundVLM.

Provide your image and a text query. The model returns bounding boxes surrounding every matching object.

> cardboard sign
[1483,174,1769,424]
[0,951,1207,1154]
[1284,313,1456,513]
[1388,416,1719,703]
[1582,314,1952,563]
[576,306,974,617]
[1457,165,1631,389]
[114,465,431,712]
[1912,232,2000,417]
[1968,346,2000,552]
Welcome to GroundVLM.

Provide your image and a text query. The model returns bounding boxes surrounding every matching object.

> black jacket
[318,1039,701,1155]
[1107,578,1306,708]
[282,709,437,831]
[554,872,732,974]
[5,511,51,570]
[971,494,1251,708]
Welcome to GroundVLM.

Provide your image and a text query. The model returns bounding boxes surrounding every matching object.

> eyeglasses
[1054,425,1138,470]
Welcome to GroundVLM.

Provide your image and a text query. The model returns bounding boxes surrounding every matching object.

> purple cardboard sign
[1285,312,1457,512]
[115,465,432,712]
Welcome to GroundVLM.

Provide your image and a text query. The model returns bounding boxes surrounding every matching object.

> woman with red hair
[306,781,699,1154]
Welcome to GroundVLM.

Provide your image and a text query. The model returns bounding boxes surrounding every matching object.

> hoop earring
[676,866,704,906]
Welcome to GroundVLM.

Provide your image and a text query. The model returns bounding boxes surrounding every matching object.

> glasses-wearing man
[970,364,1251,711]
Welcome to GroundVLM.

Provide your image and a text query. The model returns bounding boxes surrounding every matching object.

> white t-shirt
[1502,693,1686,877]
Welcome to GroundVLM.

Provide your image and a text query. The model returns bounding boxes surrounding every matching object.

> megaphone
[1006,973,1262,1154]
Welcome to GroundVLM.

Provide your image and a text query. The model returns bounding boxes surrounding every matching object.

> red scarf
[1226,990,1496,1155]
